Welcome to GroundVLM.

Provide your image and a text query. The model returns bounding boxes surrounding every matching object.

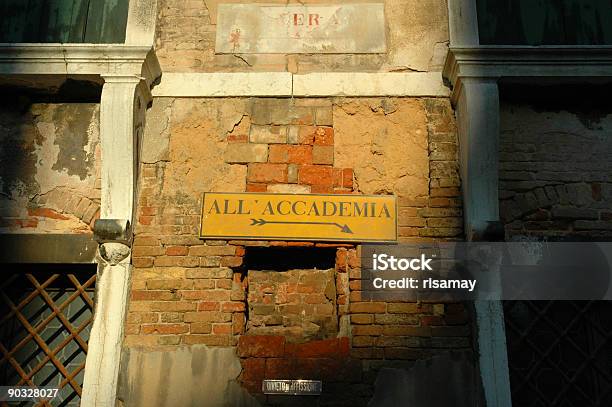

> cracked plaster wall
[156,0,449,73]
[0,101,101,233]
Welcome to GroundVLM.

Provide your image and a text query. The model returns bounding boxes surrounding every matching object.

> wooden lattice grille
[504,301,612,407]
[0,265,96,407]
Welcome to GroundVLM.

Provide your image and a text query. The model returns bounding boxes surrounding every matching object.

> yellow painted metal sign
[200,192,397,243]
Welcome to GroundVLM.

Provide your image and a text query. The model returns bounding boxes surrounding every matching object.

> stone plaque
[215,3,386,54]
[262,380,322,395]
[200,192,397,243]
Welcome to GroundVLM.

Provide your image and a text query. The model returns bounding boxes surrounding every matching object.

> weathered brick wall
[247,269,338,340]
[499,102,612,240]
[128,96,468,403]
[0,100,101,234]
[155,0,449,73]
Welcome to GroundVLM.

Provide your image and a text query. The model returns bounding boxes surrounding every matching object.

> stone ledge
[443,46,612,103]
[152,72,293,97]
[151,72,449,97]
[0,44,161,87]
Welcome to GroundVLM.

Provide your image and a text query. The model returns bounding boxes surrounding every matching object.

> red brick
[387,303,427,314]
[192,279,215,289]
[352,325,383,336]
[349,302,386,313]
[197,301,221,311]
[291,111,314,125]
[143,301,196,312]
[133,257,154,268]
[190,322,212,334]
[304,294,327,304]
[221,256,243,267]
[312,145,333,165]
[341,168,353,188]
[221,301,246,312]
[297,126,316,144]
[240,358,266,382]
[125,324,140,335]
[139,206,157,216]
[131,290,178,301]
[154,256,199,267]
[216,279,232,290]
[288,145,313,164]
[421,316,445,326]
[351,348,384,359]
[269,145,289,163]
[29,207,69,220]
[233,313,245,335]
[166,245,188,256]
[181,290,230,301]
[132,246,165,256]
[139,216,154,226]
[430,187,461,198]
[141,323,188,335]
[265,358,295,379]
[189,245,236,256]
[298,165,334,186]
[310,185,333,193]
[246,183,267,192]
[352,336,376,347]
[382,325,431,336]
[184,311,232,323]
[313,127,334,145]
[338,337,350,357]
[126,312,158,324]
[286,241,314,247]
[289,338,341,358]
[336,249,347,272]
[212,323,233,335]
[247,163,287,183]
[237,335,285,357]
[294,358,320,377]
[133,236,160,246]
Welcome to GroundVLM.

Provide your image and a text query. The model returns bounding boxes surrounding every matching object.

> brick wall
[247,269,338,340]
[128,96,470,403]
[499,102,612,240]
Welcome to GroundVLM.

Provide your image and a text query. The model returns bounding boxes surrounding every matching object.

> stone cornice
[443,46,612,103]
[0,44,161,87]
[151,72,450,98]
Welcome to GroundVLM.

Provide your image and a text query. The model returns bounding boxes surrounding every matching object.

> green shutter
[476,0,612,45]
[0,0,129,43]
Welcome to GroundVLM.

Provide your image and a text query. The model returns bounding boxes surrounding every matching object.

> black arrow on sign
[250,218,353,234]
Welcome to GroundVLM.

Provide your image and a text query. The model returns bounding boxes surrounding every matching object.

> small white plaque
[215,3,386,54]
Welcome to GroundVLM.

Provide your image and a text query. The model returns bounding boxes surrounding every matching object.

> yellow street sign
[200,192,397,243]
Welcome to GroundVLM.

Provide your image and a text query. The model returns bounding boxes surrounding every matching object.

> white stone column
[447,0,480,46]
[126,0,159,46]
[455,77,512,407]
[99,75,146,221]
[456,78,500,241]
[81,75,148,407]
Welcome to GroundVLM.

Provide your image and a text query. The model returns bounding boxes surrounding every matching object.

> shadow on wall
[116,346,259,407]
[369,351,481,407]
